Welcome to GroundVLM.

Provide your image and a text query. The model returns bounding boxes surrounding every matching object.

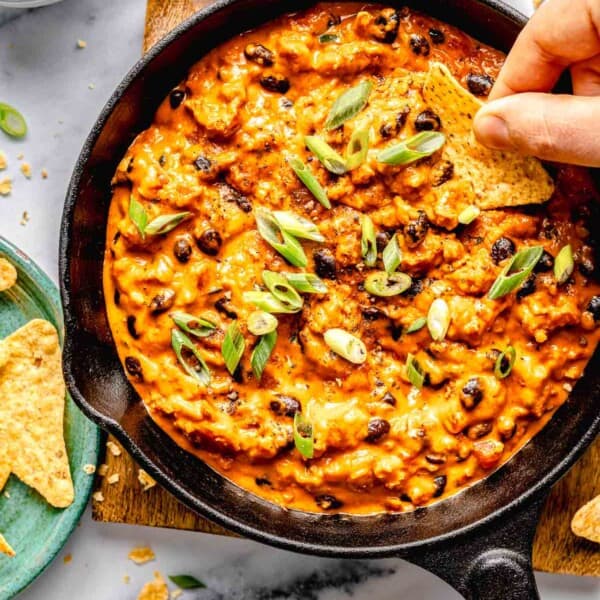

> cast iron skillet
[59,1,600,598]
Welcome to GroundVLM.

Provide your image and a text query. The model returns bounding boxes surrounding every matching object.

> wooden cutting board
[92,0,600,577]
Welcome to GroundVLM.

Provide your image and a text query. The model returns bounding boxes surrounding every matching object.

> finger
[489,0,600,100]
[473,93,600,166]
[571,55,600,96]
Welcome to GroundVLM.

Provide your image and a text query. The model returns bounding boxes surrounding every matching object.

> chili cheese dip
[104,3,600,514]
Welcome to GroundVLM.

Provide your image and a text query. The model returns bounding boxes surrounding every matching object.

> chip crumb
[572,494,600,543]
[563,382,573,393]
[16,153,23,160]
[171,590,183,599]
[0,150,6,170]
[106,440,122,457]
[124,574,131,584]
[20,162,32,179]
[82,463,96,475]
[76,39,87,49]
[88,83,95,90]
[41,168,48,179]
[98,463,109,476]
[92,491,105,503]
[0,178,12,196]
[0,258,17,292]
[137,571,168,600]
[128,546,156,565]
[0,533,15,557]
[3,491,9,499]
[20,211,30,226]
[138,468,157,491]
[107,473,120,484]
[63,553,72,564]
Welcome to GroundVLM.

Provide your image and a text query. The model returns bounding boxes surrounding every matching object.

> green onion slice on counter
[345,128,370,170]
[145,211,192,236]
[255,208,307,267]
[170,312,216,338]
[364,271,412,297]
[324,80,373,131]
[458,205,480,225]
[171,329,211,384]
[251,330,278,381]
[221,321,246,376]
[323,328,367,364]
[0,103,27,138]
[361,215,377,267]
[554,244,574,285]
[488,246,544,300]
[273,210,325,242]
[293,412,314,459]
[243,291,302,314]
[168,575,206,590]
[304,136,347,175]
[382,233,402,275]
[247,310,278,335]
[494,345,517,379]
[406,353,425,389]
[427,298,450,342]
[318,33,340,44]
[287,156,331,209]
[128,196,148,239]
[282,272,327,293]
[262,270,304,311]
[406,317,427,334]
[377,131,446,166]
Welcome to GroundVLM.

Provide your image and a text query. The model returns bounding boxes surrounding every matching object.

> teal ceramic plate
[0,237,101,600]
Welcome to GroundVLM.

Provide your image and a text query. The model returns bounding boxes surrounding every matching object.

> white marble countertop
[0,0,599,598]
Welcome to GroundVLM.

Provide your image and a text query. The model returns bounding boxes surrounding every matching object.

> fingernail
[474,114,511,150]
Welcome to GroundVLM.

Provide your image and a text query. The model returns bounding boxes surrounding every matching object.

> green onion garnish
[406,353,425,389]
[488,246,544,300]
[255,208,307,267]
[145,212,192,236]
[243,291,302,314]
[171,329,211,384]
[458,205,480,225]
[323,328,367,364]
[293,412,314,459]
[281,272,327,293]
[406,317,427,334]
[251,330,277,381]
[221,321,246,376]
[324,80,373,131]
[0,102,27,138]
[318,33,340,44]
[170,312,216,338]
[345,128,370,170]
[129,196,148,239]
[377,131,446,166]
[304,136,347,175]
[287,156,331,209]
[273,210,325,242]
[427,298,450,342]
[554,244,574,285]
[262,270,304,311]
[247,310,278,335]
[382,233,402,274]
[168,575,206,590]
[494,345,516,379]
[361,215,377,267]
[364,271,412,297]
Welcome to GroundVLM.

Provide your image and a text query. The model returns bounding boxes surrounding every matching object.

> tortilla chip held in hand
[423,62,554,209]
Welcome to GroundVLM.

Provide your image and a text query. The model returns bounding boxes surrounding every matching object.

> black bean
[428,28,445,44]
[405,278,424,299]
[382,391,396,406]
[380,107,410,138]
[270,395,301,417]
[158,154,166,167]
[466,421,492,440]
[255,477,272,487]
[313,248,337,279]
[534,250,554,272]
[260,74,290,94]
[461,377,483,410]
[490,237,516,264]
[431,160,454,187]
[125,356,143,380]
[425,453,446,465]
[516,274,536,300]
[194,155,212,172]
[365,417,391,443]
[405,211,429,247]
[372,8,400,43]
[327,12,341,27]
[114,289,121,306]
[389,322,403,341]
[579,257,596,277]
[414,109,441,131]
[173,238,192,263]
[410,34,430,56]
[362,306,384,321]
[169,89,185,109]
[315,494,343,510]
[219,183,252,212]
[244,43,274,66]
[466,73,494,97]
[587,296,600,321]
[127,315,139,339]
[376,231,391,252]
[149,289,176,314]
[196,229,222,256]
[432,475,447,497]
[215,297,238,319]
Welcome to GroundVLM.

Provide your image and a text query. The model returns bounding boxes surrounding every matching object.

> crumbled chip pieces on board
[0,258,17,292]
[137,572,169,600]
[0,533,15,557]
[0,319,74,507]
[138,468,157,491]
[128,546,156,565]
[571,494,600,543]
[423,62,554,209]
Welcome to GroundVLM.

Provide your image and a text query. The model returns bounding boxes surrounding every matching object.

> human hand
[473,0,600,166]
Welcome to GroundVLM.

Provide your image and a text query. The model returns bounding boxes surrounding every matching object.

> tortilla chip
[0,319,74,508]
[137,572,168,600]
[0,533,15,557]
[571,494,600,543]
[423,62,554,209]
[0,258,17,292]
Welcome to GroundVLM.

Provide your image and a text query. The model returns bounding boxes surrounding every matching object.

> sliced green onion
[458,205,480,225]
[494,345,516,379]
[170,312,216,338]
[282,272,327,293]
[243,291,302,314]
[171,329,211,384]
[168,575,206,590]
[129,196,148,239]
[361,215,377,267]
[488,246,544,300]
[406,353,425,389]
[323,328,367,364]
[304,136,347,175]
[364,271,412,297]
[293,412,314,459]
[554,244,574,285]
[287,156,331,209]
[251,330,277,381]
[221,321,246,376]
[0,102,27,138]
[382,233,402,275]
[318,33,340,44]
[406,317,427,334]
[377,131,446,166]
[255,208,307,267]
[262,270,303,310]
[145,212,192,236]
[273,210,325,242]
[324,80,373,131]
[427,298,450,342]
[247,311,278,335]
[345,128,370,170]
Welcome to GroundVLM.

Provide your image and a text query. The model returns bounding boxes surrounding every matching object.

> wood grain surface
[93,0,600,577]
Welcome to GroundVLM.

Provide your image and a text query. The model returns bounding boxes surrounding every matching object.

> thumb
[473,93,600,167]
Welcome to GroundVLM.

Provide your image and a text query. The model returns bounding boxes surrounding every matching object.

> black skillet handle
[406,493,548,600]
